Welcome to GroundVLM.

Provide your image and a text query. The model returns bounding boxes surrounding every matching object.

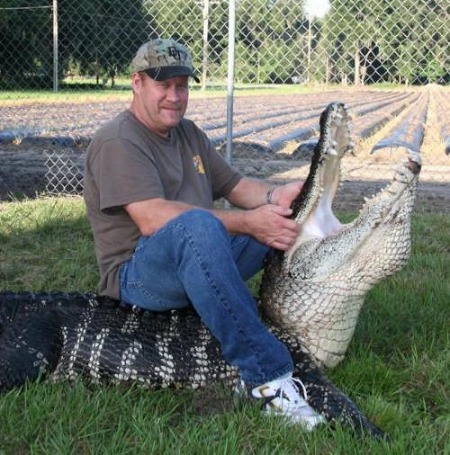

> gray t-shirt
[84,110,242,299]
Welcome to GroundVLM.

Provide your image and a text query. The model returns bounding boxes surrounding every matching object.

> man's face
[132,73,189,137]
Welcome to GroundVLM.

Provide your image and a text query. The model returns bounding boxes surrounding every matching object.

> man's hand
[242,204,300,251]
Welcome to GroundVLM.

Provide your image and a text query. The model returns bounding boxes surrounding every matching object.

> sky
[304,0,331,18]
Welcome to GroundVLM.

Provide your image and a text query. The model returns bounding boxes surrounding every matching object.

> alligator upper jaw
[286,103,354,265]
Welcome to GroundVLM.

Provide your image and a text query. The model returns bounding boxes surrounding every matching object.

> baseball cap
[130,38,199,83]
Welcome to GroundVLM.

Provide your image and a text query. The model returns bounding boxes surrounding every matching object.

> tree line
[0,0,447,89]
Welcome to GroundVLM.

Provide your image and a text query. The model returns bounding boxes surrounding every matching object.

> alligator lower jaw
[292,152,421,253]
[351,154,421,226]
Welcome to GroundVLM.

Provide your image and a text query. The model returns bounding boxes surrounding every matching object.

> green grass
[0,82,393,105]
[0,84,294,106]
[0,89,132,104]
[0,197,98,291]
[0,197,449,454]
[1,83,448,105]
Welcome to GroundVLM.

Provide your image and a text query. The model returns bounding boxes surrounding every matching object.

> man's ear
[131,72,141,92]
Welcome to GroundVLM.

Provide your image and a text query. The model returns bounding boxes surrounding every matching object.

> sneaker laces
[276,376,310,411]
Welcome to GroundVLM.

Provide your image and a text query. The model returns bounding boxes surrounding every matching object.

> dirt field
[0,89,449,214]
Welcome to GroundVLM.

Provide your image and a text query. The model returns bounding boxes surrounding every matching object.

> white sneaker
[237,374,326,431]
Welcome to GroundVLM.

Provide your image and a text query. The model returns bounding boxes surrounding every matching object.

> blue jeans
[119,209,293,386]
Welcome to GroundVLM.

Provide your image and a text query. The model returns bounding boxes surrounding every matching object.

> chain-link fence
[2,0,449,89]
[0,0,449,199]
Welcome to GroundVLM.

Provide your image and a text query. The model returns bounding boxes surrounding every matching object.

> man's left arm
[226,177,303,210]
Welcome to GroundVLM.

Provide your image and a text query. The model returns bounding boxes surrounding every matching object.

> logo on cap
[168,46,182,63]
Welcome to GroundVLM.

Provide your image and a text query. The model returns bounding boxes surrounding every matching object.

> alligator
[260,103,421,368]
[0,102,421,440]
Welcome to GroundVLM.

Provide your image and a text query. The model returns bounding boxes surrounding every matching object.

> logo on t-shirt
[192,155,205,174]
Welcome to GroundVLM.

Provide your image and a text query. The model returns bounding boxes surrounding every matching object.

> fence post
[354,48,360,87]
[225,0,236,164]
[201,0,209,91]
[52,0,59,92]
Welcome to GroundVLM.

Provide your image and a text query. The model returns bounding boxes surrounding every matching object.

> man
[84,38,325,430]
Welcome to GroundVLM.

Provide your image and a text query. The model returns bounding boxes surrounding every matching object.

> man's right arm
[125,198,193,236]
[125,197,300,251]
